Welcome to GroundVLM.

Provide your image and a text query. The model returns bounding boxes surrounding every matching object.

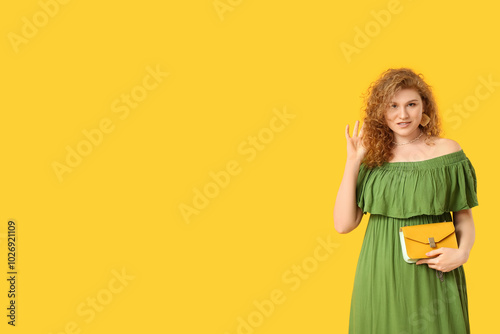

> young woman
[333,68,478,333]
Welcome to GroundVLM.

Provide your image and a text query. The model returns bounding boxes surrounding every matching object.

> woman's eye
[408,103,416,107]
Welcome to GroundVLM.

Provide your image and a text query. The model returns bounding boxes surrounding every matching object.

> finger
[358,122,364,138]
[417,258,437,265]
[424,259,438,266]
[427,248,444,256]
[353,120,359,137]
[345,124,350,139]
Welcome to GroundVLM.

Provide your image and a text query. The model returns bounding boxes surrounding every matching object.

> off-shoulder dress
[349,149,479,334]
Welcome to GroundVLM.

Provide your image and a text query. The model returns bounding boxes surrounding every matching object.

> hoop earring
[420,113,430,127]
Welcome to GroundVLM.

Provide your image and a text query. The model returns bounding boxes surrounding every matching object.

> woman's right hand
[345,120,367,162]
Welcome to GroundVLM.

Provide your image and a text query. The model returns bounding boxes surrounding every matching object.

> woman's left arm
[416,209,475,272]
[453,208,476,261]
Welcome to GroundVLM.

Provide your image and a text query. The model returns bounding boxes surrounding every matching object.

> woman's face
[384,88,424,144]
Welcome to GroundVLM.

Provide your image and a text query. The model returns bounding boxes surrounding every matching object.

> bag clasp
[428,237,436,248]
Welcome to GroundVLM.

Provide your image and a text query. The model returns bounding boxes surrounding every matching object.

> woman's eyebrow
[390,99,419,103]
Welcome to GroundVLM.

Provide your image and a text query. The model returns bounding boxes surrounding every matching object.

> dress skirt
[348,212,470,333]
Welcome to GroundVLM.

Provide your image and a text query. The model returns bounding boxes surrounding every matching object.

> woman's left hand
[415,247,469,272]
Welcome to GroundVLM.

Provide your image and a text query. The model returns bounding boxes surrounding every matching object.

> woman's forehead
[389,88,421,101]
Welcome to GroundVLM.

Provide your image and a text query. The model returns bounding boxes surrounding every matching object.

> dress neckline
[379,149,467,170]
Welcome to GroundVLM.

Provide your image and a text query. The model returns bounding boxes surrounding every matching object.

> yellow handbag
[399,222,459,263]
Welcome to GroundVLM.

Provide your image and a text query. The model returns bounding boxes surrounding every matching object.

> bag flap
[401,222,455,244]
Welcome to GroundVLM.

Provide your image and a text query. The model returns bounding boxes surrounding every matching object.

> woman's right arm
[333,120,366,234]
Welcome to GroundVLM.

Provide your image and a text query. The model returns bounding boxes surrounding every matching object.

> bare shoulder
[428,137,462,155]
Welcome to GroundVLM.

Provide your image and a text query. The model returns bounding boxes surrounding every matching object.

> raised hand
[345,120,367,162]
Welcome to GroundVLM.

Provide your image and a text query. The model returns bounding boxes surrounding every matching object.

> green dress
[349,149,478,334]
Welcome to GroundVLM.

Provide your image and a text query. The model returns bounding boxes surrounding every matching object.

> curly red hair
[360,68,442,168]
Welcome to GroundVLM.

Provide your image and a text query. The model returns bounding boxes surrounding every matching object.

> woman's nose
[398,107,409,119]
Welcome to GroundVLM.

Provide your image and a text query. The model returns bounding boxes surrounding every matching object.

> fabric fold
[356,149,478,219]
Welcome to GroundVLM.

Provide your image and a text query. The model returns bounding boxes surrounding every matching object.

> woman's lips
[397,122,411,128]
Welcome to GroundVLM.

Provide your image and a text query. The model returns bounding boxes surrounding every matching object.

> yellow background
[0,0,497,333]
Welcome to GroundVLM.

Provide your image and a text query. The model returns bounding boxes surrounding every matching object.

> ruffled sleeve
[356,149,478,219]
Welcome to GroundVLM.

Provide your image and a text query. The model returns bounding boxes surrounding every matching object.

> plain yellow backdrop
[0,0,497,333]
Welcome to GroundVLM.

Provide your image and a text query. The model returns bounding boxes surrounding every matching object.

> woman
[333,68,478,333]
